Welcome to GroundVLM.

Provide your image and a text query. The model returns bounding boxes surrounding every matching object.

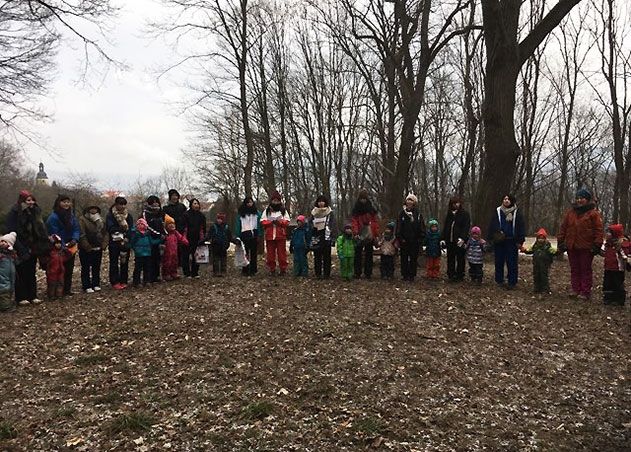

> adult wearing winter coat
[396,194,425,281]
[309,194,337,279]
[3,191,50,304]
[235,196,262,276]
[557,188,604,300]
[105,196,134,289]
[442,196,471,282]
[351,190,379,279]
[142,195,166,282]
[78,205,109,293]
[46,194,81,295]
[487,194,526,289]
[163,188,188,269]
[182,198,207,278]
[260,190,290,275]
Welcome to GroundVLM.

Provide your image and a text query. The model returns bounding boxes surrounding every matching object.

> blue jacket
[130,229,162,257]
[46,211,80,244]
[290,225,311,252]
[487,207,525,244]
[0,251,16,294]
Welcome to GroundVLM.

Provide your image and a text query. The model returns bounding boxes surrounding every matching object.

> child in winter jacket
[336,224,356,280]
[425,219,442,279]
[601,224,630,306]
[376,222,397,279]
[162,215,189,280]
[207,213,232,276]
[0,232,17,311]
[289,215,311,277]
[261,191,290,275]
[466,226,486,284]
[521,228,556,297]
[131,218,162,286]
[46,235,72,300]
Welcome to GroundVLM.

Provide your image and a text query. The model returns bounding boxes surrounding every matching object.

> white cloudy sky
[25,0,192,190]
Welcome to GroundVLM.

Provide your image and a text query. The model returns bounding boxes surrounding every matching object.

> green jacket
[336,234,355,258]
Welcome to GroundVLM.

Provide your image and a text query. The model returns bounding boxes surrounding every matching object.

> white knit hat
[0,232,16,250]
[406,193,418,205]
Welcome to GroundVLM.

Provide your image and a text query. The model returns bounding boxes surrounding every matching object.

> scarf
[500,205,517,223]
[55,207,74,234]
[112,207,129,231]
[239,203,258,217]
[266,203,286,216]
[403,207,415,222]
[311,206,331,218]
[573,203,595,215]
[352,200,376,216]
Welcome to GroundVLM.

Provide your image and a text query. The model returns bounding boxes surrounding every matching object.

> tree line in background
[1,0,630,235]
[151,0,630,233]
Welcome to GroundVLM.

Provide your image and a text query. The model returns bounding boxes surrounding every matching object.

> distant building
[35,162,48,186]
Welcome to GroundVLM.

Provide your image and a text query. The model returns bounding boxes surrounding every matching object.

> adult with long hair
[182,198,207,278]
[442,196,471,282]
[487,194,526,290]
[46,194,81,295]
[4,190,50,305]
[260,190,290,275]
[396,194,425,282]
[557,188,603,300]
[235,196,262,276]
[351,190,379,279]
[309,194,337,279]
[105,196,133,289]
[78,204,108,293]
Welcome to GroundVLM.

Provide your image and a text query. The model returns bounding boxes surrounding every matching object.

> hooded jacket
[557,203,603,251]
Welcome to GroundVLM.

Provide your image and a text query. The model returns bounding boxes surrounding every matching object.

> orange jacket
[557,205,603,250]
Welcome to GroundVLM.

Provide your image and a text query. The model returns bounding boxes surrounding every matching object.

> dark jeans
[79,249,102,290]
[109,243,129,285]
[447,243,466,280]
[64,254,76,294]
[400,242,420,280]
[182,243,201,277]
[603,270,625,304]
[241,236,258,276]
[15,255,37,301]
[494,239,519,286]
[469,262,483,282]
[313,242,332,277]
[380,255,395,278]
[213,248,228,274]
[133,256,150,285]
[354,241,374,278]
[149,244,161,282]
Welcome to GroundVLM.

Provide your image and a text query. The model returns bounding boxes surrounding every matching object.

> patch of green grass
[240,401,274,421]
[353,416,384,435]
[74,354,109,366]
[0,421,18,440]
[54,406,77,419]
[105,412,156,435]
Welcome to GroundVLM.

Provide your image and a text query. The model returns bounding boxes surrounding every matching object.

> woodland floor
[0,253,630,451]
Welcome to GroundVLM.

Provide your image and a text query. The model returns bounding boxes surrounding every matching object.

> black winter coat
[4,204,50,259]
[396,208,426,244]
[442,208,471,244]
[163,202,187,232]
[183,210,207,248]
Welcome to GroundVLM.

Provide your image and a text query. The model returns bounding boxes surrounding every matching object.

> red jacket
[260,208,290,241]
[603,239,630,271]
[558,205,603,250]
[351,212,379,240]
[46,248,71,283]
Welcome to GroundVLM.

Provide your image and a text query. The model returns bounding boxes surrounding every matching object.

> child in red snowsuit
[47,235,72,299]
[602,224,630,306]
[162,215,189,280]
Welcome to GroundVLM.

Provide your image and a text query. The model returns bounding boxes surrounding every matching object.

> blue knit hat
[576,188,592,201]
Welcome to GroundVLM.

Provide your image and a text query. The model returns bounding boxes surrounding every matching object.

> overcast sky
[25,0,190,191]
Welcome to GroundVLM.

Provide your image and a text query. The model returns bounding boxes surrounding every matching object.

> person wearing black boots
[396,194,425,282]
[442,196,471,282]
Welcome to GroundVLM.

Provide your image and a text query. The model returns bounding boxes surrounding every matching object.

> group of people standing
[0,185,626,311]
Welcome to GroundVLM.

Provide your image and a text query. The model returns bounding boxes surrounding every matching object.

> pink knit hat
[470,226,481,235]
[297,215,305,222]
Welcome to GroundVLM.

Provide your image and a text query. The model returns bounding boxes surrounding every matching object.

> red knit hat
[536,228,547,238]
[18,190,34,203]
[270,190,282,202]
[609,224,624,239]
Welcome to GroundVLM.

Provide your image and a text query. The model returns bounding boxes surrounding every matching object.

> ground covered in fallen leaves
[1,254,630,451]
